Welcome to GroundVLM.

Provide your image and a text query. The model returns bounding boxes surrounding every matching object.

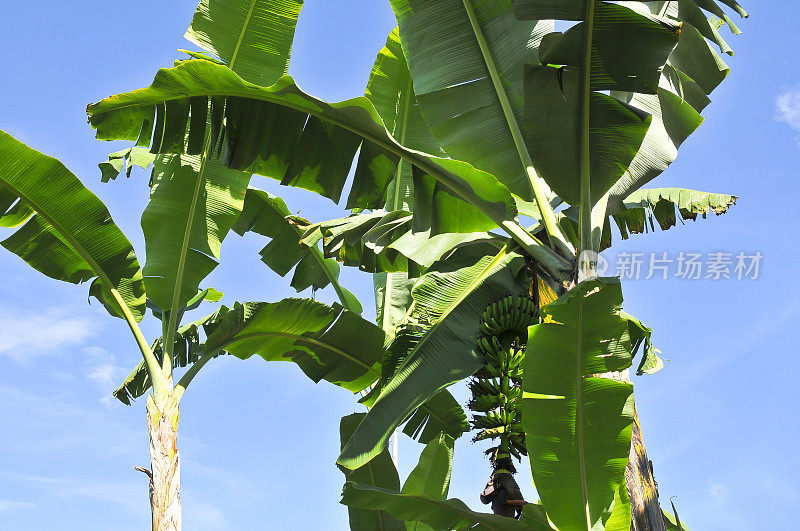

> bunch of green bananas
[469,294,537,462]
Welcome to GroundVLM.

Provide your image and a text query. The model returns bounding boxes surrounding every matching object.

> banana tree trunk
[626,407,666,531]
[145,394,181,531]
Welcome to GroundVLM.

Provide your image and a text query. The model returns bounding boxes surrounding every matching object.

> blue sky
[0,1,797,529]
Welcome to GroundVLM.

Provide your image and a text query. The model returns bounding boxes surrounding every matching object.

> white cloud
[1,472,145,514]
[0,306,96,362]
[83,347,127,395]
[776,85,800,143]
[0,500,35,512]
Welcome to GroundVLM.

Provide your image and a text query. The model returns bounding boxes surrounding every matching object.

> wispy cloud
[0,306,96,362]
[0,472,145,514]
[82,346,128,406]
[776,85,800,145]
[0,500,35,513]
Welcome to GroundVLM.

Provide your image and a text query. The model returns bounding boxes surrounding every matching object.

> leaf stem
[577,0,598,281]
[462,0,574,259]
[0,174,169,399]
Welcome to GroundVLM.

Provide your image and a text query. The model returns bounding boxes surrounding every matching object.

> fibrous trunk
[627,407,666,531]
[146,394,181,531]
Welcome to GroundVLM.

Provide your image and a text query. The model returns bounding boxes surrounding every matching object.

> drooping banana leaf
[523,278,635,531]
[339,413,405,531]
[0,130,145,321]
[341,483,552,531]
[400,433,454,531]
[87,60,513,235]
[601,0,745,205]
[339,246,528,469]
[560,187,737,248]
[203,299,386,392]
[86,60,574,280]
[303,210,501,275]
[612,188,737,238]
[232,187,362,313]
[185,0,303,87]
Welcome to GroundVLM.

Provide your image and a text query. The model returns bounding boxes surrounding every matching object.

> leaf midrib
[398,246,509,375]
[229,0,257,69]
[575,288,591,530]
[164,6,257,367]
[212,331,380,377]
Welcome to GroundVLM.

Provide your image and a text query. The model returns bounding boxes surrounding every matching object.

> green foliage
[338,247,528,470]
[204,299,386,392]
[86,60,517,235]
[339,413,405,530]
[233,187,362,313]
[523,278,635,530]
[0,130,145,322]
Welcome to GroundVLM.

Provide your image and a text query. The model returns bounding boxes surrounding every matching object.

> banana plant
[71,0,747,527]
[3,1,385,529]
[0,128,392,530]
[338,0,746,529]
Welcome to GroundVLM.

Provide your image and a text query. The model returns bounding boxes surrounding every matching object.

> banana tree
[331,0,747,529]
[84,0,747,528]
[1,1,388,529]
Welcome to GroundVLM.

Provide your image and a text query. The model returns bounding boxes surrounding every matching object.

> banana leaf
[0,130,145,321]
[523,278,635,530]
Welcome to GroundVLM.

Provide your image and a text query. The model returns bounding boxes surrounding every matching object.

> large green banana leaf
[341,483,552,531]
[203,299,385,392]
[232,187,362,313]
[339,246,527,469]
[87,61,513,234]
[339,413,405,531]
[185,0,303,87]
[518,1,682,207]
[523,278,635,531]
[0,130,145,321]
[400,433,454,531]
[87,60,574,279]
[142,152,247,311]
[603,0,744,205]
[389,0,553,202]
